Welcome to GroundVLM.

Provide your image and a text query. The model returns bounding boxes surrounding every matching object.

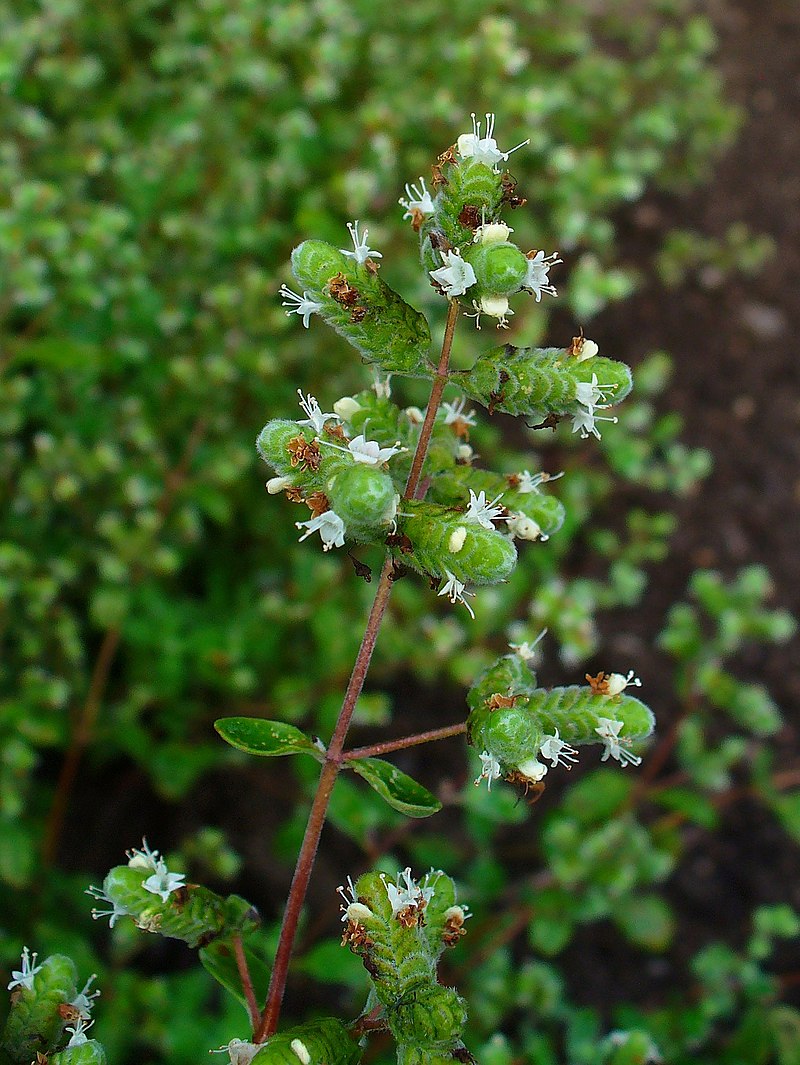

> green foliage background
[1,2,798,1064]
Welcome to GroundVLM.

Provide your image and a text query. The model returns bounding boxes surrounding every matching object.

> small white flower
[86,885,127,928]
[570,406,618,441]
[574,338,599,362]
[351,435,403,465]
[605,670,642,696]
[457,443,474,462]
[506,512,545,541]
[279,285,323,329]
[456,112,530,171]
[290,1039,311,1065]
[340,220,382,264]
[212,1040,261,1065]
[7,947,43,992]
[437,569,476,619]
[381,868,435,915]
[539,729,579,769]
[296,509,347,551]
[65,1018,93,1047]
[337,876,373,924]
[441,397,478,428]
[372,370,392,399]
[517,757,548,782]
[475,750,503,790]
[430,250,477,297]
[474,221,513,244]
[523,251,562,301]
[126,838,161,871]
[464,489,505,529]
[143,865,186,903]
[297,389,339,434]
[508,631,547,662]
[515,470,545,494]
[574,374,616,409]
[448,526,467,553]
[405,405,425,425]
[399,178,435,220]
[333,396,362,422]
[465,296,513,330]
[266,475,294,494]
[595,717,642,767]
[72,974,100,1015]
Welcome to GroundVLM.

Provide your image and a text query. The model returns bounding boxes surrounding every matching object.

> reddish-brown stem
[41,416,208,867]
[232,933,261,1035]
[257,299,461,1041]
[343,721,467,761]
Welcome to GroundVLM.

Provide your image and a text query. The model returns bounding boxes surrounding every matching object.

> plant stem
[343,721,466,761]
[257,299,460,1041]
[232,933,261,1035]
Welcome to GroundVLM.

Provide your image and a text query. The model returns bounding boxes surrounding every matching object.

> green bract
[49,1042,107,1065]
[250,1019,360,1065]
[327,466,398,539]
[464,241,529,297]
[2,955,78,1065]
[396,500,516,586]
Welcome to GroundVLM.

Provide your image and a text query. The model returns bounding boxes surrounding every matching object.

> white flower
[266,475,294,494]
[143,864,186,903]
[297,389,339,434]
[7,947,43,992]
[333,396,362,421]
[86,885,127,928]
[372,370,392,399]
[212,1040,261,1065]
[475,750,503,790]
[430,250,477,297]
[539,729,579,769]
[523,251,561,301]
[466,296,513,330]
[515,469,550,494]
[595,717,642,767]
[474,221,513,244]
[508,631,547,662]
[340,220,382,264]
[126,838,161,871]
[574,338,599,362]
[506,512,545,541]
[337,877,374,924]
[464,488,505,529]
[296,509,347,551]
[437,569,476,619]
[72,974,100,1015]
[65,1018,93,1047]
[605,670,642,696]
[574,374,616,409]
[456,112,530,170]
[279,285,323,328]
[517,757,548,782]
[328,434,403,466]
[381,868,435,915]
[570,406,618,440]
[441,397,478,428]
[448,526,467,553]
[399,178,435,220]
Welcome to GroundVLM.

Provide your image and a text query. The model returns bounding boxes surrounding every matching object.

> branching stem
[343,721,467,761]
[257,299,461,1040]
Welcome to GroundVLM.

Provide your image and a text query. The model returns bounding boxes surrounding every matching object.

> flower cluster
[571,372,620,440]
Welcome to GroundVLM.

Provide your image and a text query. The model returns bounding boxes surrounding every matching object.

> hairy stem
[232,933,261,1036]
[257,299,460,1040]
[343,721,467,761]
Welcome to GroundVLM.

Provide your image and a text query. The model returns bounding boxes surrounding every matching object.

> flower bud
[326,465,397,540]
[464,241,529,297]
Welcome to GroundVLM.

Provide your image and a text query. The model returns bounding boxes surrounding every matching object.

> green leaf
[770,1006,800,1065]
[199,938,271,1012]
[214,717,320,759]
[348,757,442,818]
[613,894,675,951]
[295,938,367,990]
[652,786,719,829]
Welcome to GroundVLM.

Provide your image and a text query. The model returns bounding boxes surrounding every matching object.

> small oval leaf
[348,757,442,818]
[215,717,320,759]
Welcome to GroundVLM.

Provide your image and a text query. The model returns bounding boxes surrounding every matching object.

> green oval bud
[327,465,397,539]
[464,241,529,297]
[50,1041,107,1065]
[257,421,316,475]
[390,985,467,1049]
[250,1018,360,1065]
[398,501,516,586]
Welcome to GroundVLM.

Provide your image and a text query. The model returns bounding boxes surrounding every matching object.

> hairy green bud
[291,240,432,376]
[397,500,516,586]
[463,241,529,297]
[456,345,632,421]
[1,955,77,1065]
[326,465,398,540]
[250,1019,360,1065]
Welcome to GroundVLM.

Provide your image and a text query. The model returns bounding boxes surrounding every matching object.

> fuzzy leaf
[214,718,321,759]
[348,757,442,818]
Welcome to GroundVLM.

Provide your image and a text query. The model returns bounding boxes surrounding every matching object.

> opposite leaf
[215,718,322,760]
[348,757,442,818]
